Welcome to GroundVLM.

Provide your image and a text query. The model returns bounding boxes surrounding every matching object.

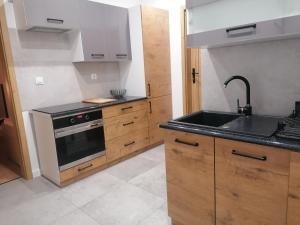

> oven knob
[70,118,76,124]
[85,115,90,120]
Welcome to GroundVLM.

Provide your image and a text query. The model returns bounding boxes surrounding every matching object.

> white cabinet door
[107,6,132,61]
[79,1,109,62]
[14,0,79,31]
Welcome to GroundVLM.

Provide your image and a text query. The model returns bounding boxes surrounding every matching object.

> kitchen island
[160,111,300,225]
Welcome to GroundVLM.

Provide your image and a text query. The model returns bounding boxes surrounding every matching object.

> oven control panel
[53,110,102,130]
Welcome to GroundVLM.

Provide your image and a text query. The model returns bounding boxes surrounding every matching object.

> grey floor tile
[0,191,76,225]
[129,163,167,199]
[81,183,164,225]
[0,179,35,211]
[61,172,125,207]
[105,155,160,181]
[139,208,172,225]
[139,145,165,163]
[50,209,99,225]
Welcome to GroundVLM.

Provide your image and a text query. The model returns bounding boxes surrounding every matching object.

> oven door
[54,121,106,170]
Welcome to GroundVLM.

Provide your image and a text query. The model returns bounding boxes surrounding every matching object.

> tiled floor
[0,145,171,225]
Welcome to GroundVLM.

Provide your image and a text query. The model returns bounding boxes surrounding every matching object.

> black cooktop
[33,102,101,117]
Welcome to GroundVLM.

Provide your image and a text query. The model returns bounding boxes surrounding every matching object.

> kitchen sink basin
[172,111,240,128]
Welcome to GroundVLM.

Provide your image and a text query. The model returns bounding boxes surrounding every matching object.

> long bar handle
[148,83,151,97]
[232,149,267,161]
[78,163,93,172]
[175,138,199,147]
[123,121,134,126]
[124,141,135,147]
[47,18,64,24]
[121,106,133,111]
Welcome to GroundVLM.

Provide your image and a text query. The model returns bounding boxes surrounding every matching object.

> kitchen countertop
[160,113,300,153]
[33,96,147,117]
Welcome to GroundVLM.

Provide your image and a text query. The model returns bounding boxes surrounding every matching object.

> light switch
[91,73,98,80]
[35,76,45,85]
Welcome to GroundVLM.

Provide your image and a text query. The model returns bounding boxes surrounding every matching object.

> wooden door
[148,95,172,145]
[287,152,300,225]
[215,138,290,225]
[141,5,172,98]
[165,130,215,225]
[182,9,201,114]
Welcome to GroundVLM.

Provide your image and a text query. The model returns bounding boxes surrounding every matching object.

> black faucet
[224,75,252,116]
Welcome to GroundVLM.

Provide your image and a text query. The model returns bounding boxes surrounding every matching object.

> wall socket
[35,76,45,85]
[91,73,98,80]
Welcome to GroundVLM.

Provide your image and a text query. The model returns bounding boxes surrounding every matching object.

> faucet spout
[224,75,252,116]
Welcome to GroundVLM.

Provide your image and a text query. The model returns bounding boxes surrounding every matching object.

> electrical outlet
[35,76,45,85]
[91,73,98,80]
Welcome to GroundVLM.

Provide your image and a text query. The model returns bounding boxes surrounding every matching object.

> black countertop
[160,112,300,153]
[33,96,147,117]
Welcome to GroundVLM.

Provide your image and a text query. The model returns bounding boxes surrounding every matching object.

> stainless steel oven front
[53,109,106,171]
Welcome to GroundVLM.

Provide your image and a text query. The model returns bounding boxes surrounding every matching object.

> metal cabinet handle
[175,138,199,147]
[232,150,267,161]
[124,141,135,147]
[78,163,93,172]
[47,18,64,24]
[148,83,151,97]
[91,54,105,58]
[121,106,133,111]
[226,24,256,38]
[116,54,128,58]
[149,101,152,114]
[123,121,134,126]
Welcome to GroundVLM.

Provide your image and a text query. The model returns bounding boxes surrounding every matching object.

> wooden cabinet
[60,155,106,184]
[14,0,79,32]
[148,95,172,144]
[73,1,131,62]
[165,130,215,225]
[141,6,173,145]
[141,5,172,99]
[103,100,149,161]
[287,152,300,225]
[215,138,290,225]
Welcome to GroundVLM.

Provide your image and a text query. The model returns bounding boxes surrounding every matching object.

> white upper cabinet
[13,0,79,32]
[186,0,300,48]
[72,1,132,62]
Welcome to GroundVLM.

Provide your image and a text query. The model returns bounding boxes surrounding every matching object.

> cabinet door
[287,152,300,225]
[165,130,215,225]
[107,6,132,61]
[148,95,172,145]
[22,0,78,30]
[215,139,290,225]
[79,1,109,62]
[141,6,172,98]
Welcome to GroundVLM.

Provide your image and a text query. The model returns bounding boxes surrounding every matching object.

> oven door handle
[55,123,103,138]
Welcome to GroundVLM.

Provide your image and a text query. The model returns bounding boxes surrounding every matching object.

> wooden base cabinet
[148,95,172,145]
[215,139,290,225]
[165,130,215,225]
[287,152,300,225]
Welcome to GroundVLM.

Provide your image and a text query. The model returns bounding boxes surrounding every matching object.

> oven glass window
[55,127,105,167]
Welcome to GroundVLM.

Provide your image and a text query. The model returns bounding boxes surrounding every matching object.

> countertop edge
[160,123,300,153]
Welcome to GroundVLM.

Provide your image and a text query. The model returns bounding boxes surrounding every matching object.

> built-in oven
[53,109,105,171]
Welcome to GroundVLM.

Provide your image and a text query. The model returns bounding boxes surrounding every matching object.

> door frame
[0,1,32,179]
[181,7,201,115]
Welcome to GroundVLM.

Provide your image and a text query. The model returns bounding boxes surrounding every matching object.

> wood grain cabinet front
[287,152,300,225]
[165,130,215,225]
[215,138,290,225]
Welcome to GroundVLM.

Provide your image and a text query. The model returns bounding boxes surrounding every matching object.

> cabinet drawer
[60,156,106,183]
[106,128,149,160]
[104,109,148,140]
[215,138,290,225]
[165,130,215,225]
[103,100,147,118]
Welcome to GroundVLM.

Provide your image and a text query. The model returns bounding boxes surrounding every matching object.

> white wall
[202,38,300,116]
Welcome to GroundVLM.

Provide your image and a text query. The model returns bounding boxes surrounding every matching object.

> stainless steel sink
[171,111,241,128]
